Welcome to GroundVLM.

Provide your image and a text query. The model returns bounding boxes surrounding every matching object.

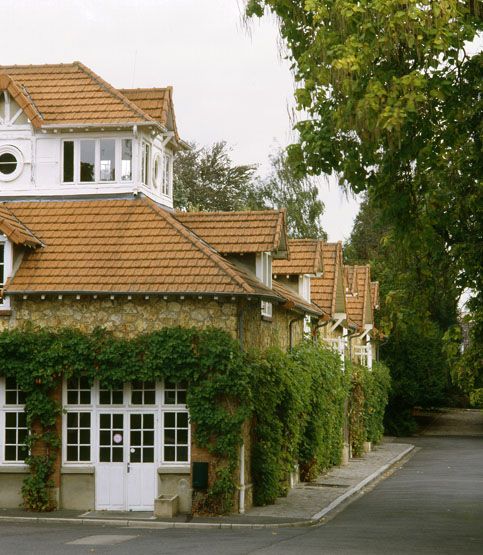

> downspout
[237,301,245,514]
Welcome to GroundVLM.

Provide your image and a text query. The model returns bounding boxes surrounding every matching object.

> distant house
[0,62,322,513]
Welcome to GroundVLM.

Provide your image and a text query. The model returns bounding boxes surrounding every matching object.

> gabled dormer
[0,63,188,208]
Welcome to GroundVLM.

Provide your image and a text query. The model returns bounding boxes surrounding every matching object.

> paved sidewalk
[0,439,414,529]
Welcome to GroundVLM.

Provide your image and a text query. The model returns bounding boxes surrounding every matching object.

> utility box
[192,462,209,491]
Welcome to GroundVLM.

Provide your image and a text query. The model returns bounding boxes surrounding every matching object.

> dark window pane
[112,390,123,404]
[67,378,78,389]
[18,413,27,427]
[130,431,141,445]
[5,377,16,389]
[67,391,78,405]
[67,413,78,427]
[177,413,188,428]
[113,414,123,428]
[130,414,141,429]
[177,447,188,462]
[143,431,154,445]
[79,377,90,389]
[164,430,175,445]
[177,391,187,404]
[5,429,16,443]
[80,140,95,182]
[5,413,16,427]
[132,380,142,389]
[63,141,74,182]
[79,446,90,461]
[67,429,77,444]
[144,390,155,404]
[177,430,188,445]
[121,139,132,181]
[100,414,110,428]
[164,380,175,390]
[130,448,141,463]
[67,446,78,461]
[0,152,17,175]
[164,390,176,404]
[5,445,16,461]
[18,390,27,404]
[164,446,175,462]
[99,390,110,404]
[100,447,110,462]
[18,428,28,442]
[165,413,175,428]
[79,413,91,427]
[144,381,155,389]
[143,448,154,463]
[131,391,142,405]
[112,448,123,462]
[100,431,111,446]
[143,414,154,428]
[79,429,90,444]
[18,446,28,461]
[5,391,17,404]
[79,391,91,404]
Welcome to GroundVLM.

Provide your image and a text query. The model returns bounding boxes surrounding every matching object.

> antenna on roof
[131,50,138,88]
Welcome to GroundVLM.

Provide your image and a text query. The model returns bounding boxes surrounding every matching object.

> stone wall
[1,296,239,337]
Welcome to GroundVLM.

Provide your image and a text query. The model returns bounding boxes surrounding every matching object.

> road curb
[0,444,414,530]
[310,444,415,522]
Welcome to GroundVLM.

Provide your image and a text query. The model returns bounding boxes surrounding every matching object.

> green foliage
[363,362,392,444]
[251,342,350,505]
[173,141,258,212]
[0,326,252,514]
[348,362,366,457]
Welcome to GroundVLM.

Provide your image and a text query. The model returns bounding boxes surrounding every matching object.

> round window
[0,146,23,182]
[0,152,17,175]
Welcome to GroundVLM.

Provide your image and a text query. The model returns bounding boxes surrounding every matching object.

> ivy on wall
[0,326,391,514]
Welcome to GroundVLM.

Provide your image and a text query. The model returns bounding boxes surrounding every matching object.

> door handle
[127,462,130,474]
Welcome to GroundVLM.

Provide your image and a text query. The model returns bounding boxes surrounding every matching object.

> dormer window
[141,141,151,186]
[162,152,172,197]
[257,252,272,318]
[62,138,133,184]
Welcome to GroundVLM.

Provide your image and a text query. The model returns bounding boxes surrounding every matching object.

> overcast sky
[1,0,360,241]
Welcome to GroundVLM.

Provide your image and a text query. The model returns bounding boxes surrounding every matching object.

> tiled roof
[345,265,373,328]
[311,242,343,316]
[0,205,42,247]
[272,280,322,317]
[272,239,323,275]
[0,74,43,128]
[175,210,289,255]
[2,198,283,298]
[119,87,179,140]
[0,62,158,127]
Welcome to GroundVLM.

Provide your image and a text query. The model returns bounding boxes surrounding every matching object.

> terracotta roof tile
[175,210,289,255]
[272,280,322,316]
[272,239,322,275]
[311,242,344,316]
[0,63,157,127]
[0,205,42,247]
[3,198,282,298]
[344,265,373,327]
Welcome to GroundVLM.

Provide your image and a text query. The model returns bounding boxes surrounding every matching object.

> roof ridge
[74,62,161,129]
[177,209,284,217]
[145,200,253,294]
[119,87,170,92]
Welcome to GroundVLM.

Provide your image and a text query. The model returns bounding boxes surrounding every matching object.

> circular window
[0,146,23,182]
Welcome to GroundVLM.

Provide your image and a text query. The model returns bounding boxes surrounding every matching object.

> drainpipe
[239,443,245,514]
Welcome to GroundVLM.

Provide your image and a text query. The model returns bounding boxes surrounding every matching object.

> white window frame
[0,235,13,309]
[0,91,29,127]
[161,151,173,197]
[0,377,29,466]
[61,138,133,185]
[257,252,273,318]
[62,380,190,469]
[0,144,24,182]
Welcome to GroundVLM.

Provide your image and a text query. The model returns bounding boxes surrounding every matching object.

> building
[0,62,322,513]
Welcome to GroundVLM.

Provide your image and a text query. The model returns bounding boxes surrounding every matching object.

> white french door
[95,411,157,510]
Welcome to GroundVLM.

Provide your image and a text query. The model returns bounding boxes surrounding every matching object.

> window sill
[261,315,273,323]
[61,466,95,475]
[157,466,190,475]
[0,465,29,474]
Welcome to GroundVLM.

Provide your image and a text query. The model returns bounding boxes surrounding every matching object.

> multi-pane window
[130,413,154,463]
[62,139,133,184]
[141,142,151,186]
[131,381,156,405]
[2,378,28,463]
[163,412,189,463]
[66,412,91,462]
[99,413,124,463]
[66,377,91,405]
[164,381,187,405]
[99,386,123,405]
[257,252,273,318]
[161,153,172,196]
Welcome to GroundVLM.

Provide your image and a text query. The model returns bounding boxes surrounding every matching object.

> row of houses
[0,63,380,514]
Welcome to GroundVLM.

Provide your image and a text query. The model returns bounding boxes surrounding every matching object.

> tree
[174,142,326,239]
[173,141,258,212]
[258,149,326,239]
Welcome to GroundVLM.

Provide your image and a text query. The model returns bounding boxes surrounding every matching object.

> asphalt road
[1,410,482,555]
